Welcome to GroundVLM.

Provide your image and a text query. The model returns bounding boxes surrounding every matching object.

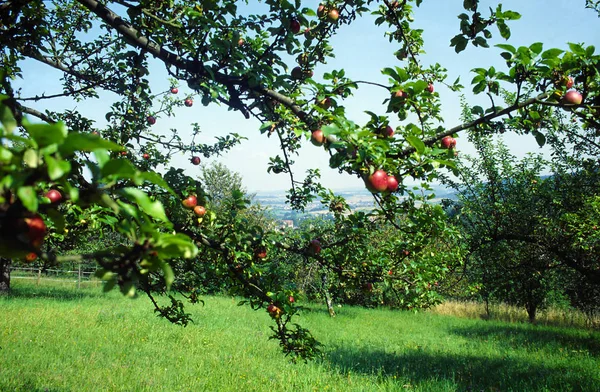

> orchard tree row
[1,0,600,359]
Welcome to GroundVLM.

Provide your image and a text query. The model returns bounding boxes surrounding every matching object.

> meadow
[1,280,599,392]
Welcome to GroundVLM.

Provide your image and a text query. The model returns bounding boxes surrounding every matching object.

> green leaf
[140,172,174,195]
[160,261,175,290]
[0,147,12,163]
[26,122,67,148]
[497,20,510,40]
[23,149,39,168]
[120,188,169,222]
[101,158,137,178]
[46,208,66,232]
[17,186,38,212]
[541,48,564,60]
[59,133,124,156]
[529,42,543,55]
[533,131,546,147]
[45,155,71,180]
[406,136,425,155]
[496,44,516,53]
[450,35,468,53]
[0,97,17,133]
[154,233,199,259]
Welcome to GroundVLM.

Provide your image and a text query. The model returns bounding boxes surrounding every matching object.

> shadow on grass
[449,323,600,357]
[325,345,597,391]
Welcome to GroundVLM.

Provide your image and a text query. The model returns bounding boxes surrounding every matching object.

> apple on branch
[182,195,198,209]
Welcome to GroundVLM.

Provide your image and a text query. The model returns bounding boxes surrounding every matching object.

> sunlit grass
[430,300,595,329]
[1,280,599,391]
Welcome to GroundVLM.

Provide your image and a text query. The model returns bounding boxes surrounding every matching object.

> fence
[10,266,101,288]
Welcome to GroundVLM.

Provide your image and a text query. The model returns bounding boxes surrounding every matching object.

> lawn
[1,280,599,391]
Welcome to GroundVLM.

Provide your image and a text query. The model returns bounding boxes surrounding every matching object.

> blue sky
[14,1,600,192]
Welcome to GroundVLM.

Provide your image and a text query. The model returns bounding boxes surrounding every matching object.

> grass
[1,280,599,391]
[431,300,596,329]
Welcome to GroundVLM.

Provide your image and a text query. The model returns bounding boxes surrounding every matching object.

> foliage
[1,0,599,359]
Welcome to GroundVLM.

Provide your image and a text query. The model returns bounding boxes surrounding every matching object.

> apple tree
[1,0,599,358]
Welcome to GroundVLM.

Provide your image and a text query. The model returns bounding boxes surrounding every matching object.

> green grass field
[1,280,599,392]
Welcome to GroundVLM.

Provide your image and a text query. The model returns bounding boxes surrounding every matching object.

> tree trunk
[0,258,11,294]
[321,273,336,317]
[526,301,537,323]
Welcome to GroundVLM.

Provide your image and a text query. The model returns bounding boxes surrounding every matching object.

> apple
[182,195,197,209]
[309,239,321,255]
[190,156,201,165]
[289,296,295,303]
[566,76,574,89]
[193,205,206,217]
[170,87,178,94]
[317,4,326,18]
[388,270,393,276]
[304,28,312,38]
[383,125,394,137]
[291,66,304,80]
[25,252,38,262]
[184,98,194,107]
[255,247,267,259]
[143,153,150,160]
[45,189,62,204]
[441,136,456,149]
[238,38,245,46]
[328,8,339,22]
[403,250,410,256]
[25,215,46,248]
[311,129,325,146]
[394,90,408,99]
[563,90,582,105]
[427,83,434,93]
[367,170,389,193]
[363,282,373,292]
[146,116,156,125]
[267,304,282,318]
[317,97,331,109]
[120,151,128,156]
[395,49,408,60]
[387,175,399,192]
[290,19,301,34]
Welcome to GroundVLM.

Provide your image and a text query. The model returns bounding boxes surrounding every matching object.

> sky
[13,0,600,192]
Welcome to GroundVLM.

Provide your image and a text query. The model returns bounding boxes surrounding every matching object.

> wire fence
[10,266,102,288]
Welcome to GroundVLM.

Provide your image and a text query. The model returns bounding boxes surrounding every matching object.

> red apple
[193,205,206,217]
[290,19,301,34]
[190,156,201,165]
[143,153,150,160]
[120,150,128,156]
[45,189,62,204]
[388,270,393,276]
[255,247,267,259]
[146,116,156,125]
[170,87,178,94]
[427,83,434,93]
[383,125,394,137]
[267,303,281,318]
[309,239,321,255]
[394,90,408,99]
[387,175,399,192]
[441,136,456,149]
[288,296,295,303]
[311,129,325,146]
[328,8,339,22]
[317,4,326,18]
[563,90,582,105]
[25,252,37,262]
[25,215,46,248]
[184,98,194,107]
[367,170,389,193]
[182,195,197,209]
[565,76,574,89]
[238,38,245,46]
